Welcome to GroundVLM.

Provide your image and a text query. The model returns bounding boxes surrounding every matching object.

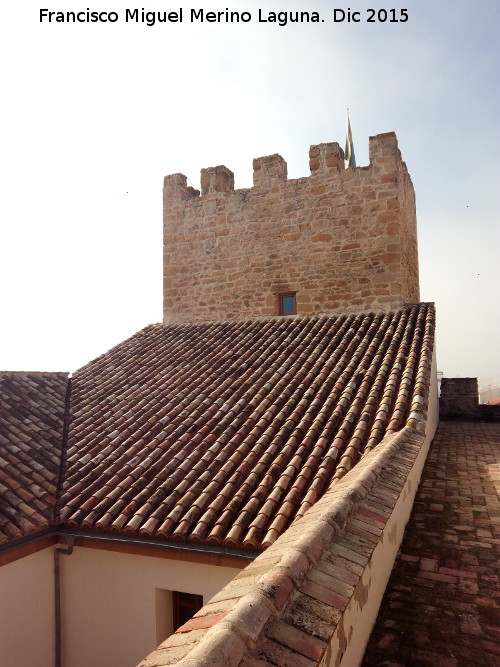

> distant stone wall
[163,132,420,324]
[440,378,479,419]
[477,403,500,421]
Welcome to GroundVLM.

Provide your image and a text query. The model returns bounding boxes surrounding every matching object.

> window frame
[278,292,297,316]
[172,591,203,631]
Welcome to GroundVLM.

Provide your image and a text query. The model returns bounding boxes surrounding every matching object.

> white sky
[1,0,499,389]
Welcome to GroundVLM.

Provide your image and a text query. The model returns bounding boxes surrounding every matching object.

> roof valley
[53,376,72,525]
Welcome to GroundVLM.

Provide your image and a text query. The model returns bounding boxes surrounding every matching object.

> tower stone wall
[163,132,420,323]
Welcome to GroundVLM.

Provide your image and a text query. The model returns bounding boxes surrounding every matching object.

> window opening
[172,591,203,631]
[279,293,297,315]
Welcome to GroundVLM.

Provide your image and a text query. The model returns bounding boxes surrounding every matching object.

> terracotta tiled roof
[57,303,435,550]
[0,372,69,545]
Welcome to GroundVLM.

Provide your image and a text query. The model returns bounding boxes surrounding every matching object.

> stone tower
[163,132,419,323]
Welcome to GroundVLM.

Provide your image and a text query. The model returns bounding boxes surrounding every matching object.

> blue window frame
[279,293,297,315]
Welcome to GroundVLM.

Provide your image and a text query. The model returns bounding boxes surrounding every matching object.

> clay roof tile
[1,305,436,550]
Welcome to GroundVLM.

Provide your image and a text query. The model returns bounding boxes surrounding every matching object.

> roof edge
[0,528,257,564]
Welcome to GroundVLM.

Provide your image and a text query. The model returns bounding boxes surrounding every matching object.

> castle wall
[163,132,420,324]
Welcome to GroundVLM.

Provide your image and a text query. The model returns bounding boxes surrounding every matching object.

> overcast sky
[1,0,499,389]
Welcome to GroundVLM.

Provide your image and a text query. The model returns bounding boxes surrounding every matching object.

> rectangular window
[172,591,204,631]
[279,293,297,315]
[155,589,204,644]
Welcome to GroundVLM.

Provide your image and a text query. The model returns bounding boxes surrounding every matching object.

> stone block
[253,154,288,187]
[200,165,234,195]
[309,142,344,173]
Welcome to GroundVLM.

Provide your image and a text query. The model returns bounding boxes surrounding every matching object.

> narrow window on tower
[278,293,297,316]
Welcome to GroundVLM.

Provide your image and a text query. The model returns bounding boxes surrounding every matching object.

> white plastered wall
[60,546,240,667]
[0,548,55,667]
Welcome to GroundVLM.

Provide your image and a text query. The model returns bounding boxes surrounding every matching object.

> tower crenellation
[200,165,234,195]
[309,141,345,173]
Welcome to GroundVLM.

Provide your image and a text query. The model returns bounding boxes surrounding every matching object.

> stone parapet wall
[163,132,420,324]
[440,378,500,421]
[440,377,479,419]
[136,338,439,666]
[477,404,500,420]
[138,419,437,667]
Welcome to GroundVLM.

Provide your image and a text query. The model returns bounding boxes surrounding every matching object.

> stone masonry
[163,132,420,323]
[440,378,480,420]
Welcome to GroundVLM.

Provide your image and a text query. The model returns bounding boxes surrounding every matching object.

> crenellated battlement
[200,165,234,194]
[163,133,409,204]
[162,132,419,324]
[309,141,345,173]
[253,152,288,186]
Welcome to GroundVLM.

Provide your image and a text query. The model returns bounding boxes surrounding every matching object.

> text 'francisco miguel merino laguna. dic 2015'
[39,8,324,27]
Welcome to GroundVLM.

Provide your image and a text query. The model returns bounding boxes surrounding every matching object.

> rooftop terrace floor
[363,420,500,667]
